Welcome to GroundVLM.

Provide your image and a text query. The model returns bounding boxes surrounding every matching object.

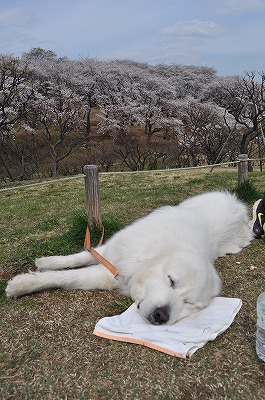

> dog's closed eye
[168,275,176,289]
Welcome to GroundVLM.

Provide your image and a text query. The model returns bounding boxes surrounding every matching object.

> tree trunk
[52,158,59,178]
[86,106,91,133]
[0,153,15,181]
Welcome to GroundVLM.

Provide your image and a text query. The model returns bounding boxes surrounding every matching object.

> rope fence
[0,155,265,193]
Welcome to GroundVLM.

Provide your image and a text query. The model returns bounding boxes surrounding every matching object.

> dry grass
[0,167,265,399]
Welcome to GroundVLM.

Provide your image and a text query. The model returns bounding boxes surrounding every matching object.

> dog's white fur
[6,191,253,325]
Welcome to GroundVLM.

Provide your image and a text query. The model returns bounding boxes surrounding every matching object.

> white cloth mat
[93,297,242,358]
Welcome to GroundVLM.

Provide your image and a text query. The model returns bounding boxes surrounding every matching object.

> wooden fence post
[83,165,102,227]
[238,154,248,186]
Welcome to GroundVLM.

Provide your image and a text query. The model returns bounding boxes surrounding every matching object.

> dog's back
[180,191,253,258]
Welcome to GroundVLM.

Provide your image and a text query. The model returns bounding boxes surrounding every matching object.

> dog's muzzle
[149,305,170,325]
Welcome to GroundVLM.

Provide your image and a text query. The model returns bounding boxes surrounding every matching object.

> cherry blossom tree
[0,55,35,180]
[69,58,102,133]
[154,64,217,99]
[0,55,34,134]
[27,58,88,177]
[96,60,181,144]
[2,53,261,179]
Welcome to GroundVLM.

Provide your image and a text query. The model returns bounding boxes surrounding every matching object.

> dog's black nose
[153,306,170,324]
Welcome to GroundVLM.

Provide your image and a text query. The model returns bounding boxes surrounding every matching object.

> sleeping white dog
[6,191,253,325]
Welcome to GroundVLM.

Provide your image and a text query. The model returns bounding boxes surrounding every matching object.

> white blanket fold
[93,297,242,358]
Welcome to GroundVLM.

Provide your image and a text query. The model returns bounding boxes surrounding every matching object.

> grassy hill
[0,167,264,399]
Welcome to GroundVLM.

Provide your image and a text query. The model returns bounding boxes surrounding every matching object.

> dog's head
[128,253,221,325]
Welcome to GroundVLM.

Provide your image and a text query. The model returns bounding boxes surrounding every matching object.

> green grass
[66,210,124,248]
[233,180,263,203]
[0,167,265,400]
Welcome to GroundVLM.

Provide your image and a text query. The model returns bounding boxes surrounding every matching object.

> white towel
[93,297,242,358]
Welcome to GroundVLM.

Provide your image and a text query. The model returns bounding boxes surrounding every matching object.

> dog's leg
[6,264,118,298]
[35,246,107,271]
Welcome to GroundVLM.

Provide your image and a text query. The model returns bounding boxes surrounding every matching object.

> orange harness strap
[84,226,119,279]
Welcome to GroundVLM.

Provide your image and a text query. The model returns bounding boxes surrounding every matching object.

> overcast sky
[0,0,264,76]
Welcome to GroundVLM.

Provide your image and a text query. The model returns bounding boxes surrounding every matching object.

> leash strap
[84,225,119,278]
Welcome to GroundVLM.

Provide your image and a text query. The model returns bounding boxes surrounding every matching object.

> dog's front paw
[35,255,68,270]
[5,272,35,298]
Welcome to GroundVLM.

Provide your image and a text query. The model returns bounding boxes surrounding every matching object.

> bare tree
[178,99,239,165]
[207,72,265,154]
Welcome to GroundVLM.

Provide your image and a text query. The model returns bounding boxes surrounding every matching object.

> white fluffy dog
[6,191,253,325]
